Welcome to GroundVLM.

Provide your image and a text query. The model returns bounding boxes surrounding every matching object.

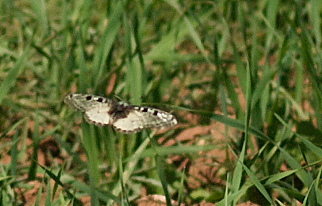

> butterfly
[64,93,177,133]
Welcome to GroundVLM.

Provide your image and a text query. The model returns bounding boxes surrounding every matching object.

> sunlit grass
[0,0,322,205]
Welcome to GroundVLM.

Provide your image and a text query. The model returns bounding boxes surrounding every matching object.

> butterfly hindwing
[84,106,113,126]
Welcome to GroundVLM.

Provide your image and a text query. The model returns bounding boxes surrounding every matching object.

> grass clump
[0,0,322,205]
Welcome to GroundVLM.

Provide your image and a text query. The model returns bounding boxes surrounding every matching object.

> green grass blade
[92,1,127,89]
[30,0,49,35]
[0,47,30,104]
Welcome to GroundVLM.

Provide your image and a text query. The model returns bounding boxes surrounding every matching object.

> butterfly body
[64,93,177,133]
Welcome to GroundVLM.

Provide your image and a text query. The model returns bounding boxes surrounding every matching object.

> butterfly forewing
[64,93,113,111]
[112,106,177,133]
[64,93,177,133]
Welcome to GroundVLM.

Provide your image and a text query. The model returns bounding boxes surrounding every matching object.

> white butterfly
[64,93,177,133]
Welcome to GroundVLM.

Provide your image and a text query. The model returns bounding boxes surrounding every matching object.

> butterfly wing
[84,107,113,126]
[64,93,111,111]
[65,93,114,126]
[112,106,177,133]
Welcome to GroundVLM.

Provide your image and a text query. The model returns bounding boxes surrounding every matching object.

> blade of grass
[310,0,322,46]
[141,144,217,157]
[45,178,52,205]
[61,174,120,203]
[76,26,90,93]
[28,112,40,180]
[34,184,43,206]
[146,8,213,62]
[81,124,100,205]
[275,114,314,188]
[0,47,30,104]
[9,131,20,177]
[175,106,271,142]
[30,0,49,35]
[92,0,128,90]
[109,137,150,203]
